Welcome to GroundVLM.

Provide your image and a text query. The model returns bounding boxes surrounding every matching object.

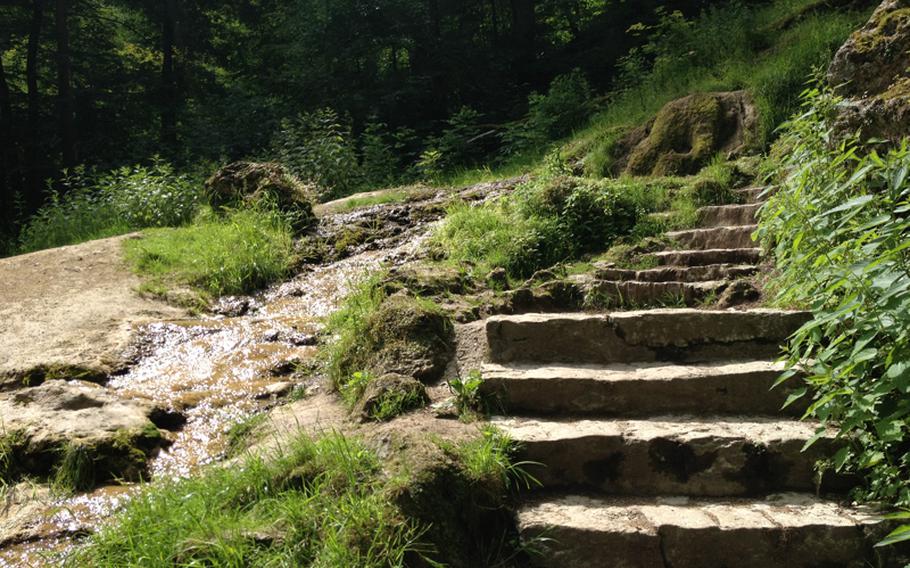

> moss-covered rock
[206,161,315,228]
[335,294,454,385]
[384,263,472,297]
[0,380,165,488]
[355,373,429,422]
[828,0,910,142]
[619,91,758,177]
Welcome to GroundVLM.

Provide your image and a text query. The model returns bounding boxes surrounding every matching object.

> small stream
[0,209,436,567]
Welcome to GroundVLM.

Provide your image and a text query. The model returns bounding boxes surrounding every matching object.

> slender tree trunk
[160,0,177,150]
[489,0,499,44]
[0,52,13,215]
[55,0,76,168]
[27,0,45,202]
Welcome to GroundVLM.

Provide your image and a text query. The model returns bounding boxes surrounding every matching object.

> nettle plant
[758,87,910,541]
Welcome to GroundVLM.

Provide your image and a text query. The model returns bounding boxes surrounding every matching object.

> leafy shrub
[124,204,295,300]
[503,69,593,155]
[433,174,656,278]
[433,106,489,169]
[18,162,201,253]
[758,87,910,536]
[272,108,362,201]
[360,120,400,188]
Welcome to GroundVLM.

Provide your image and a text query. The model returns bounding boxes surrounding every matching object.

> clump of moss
[326,280,454,388]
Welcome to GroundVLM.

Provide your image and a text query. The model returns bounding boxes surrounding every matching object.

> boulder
[0,380,165,486]
[335,294,454,385]
[619,91,758,177]
[205,161,315,227]
[355,373,428,422]
[828,0,910,142]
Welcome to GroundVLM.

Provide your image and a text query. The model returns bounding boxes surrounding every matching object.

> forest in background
[0,0,783,246]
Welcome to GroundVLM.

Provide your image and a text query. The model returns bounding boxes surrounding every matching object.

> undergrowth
[758,86,910,547]
[16,161,202,254]
[71,428,533,567]
[575,0,870,176]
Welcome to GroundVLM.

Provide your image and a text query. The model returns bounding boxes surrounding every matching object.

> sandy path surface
[0,235,185,378]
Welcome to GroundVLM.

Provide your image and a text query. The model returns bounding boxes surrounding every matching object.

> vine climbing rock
[479,184,908,567]
[828,0,910,142]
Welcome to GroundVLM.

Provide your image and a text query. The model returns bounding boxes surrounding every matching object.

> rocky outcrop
[0,380,165,486]
[828,0,910,142]
[206,161,315,227]
[617,91,758,177]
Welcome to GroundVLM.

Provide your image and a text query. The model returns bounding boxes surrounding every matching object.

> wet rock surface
[0,380,163,483]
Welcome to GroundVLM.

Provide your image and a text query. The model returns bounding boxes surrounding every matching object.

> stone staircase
[479,187,901,567]
[579,186,766,308]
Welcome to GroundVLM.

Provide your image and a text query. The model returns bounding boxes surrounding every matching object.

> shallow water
[0,220,432,567]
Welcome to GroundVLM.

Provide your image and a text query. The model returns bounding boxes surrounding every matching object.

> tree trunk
[55,0,76,168]
[160,0,177,150]
[489,0,499,44]
[27,0,45,202]
[0,51,13,214]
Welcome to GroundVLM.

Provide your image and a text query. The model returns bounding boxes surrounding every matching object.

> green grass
[574,0,869,176]
[124,206,296,301]
[225,413,269,457]
[69,432,431,567]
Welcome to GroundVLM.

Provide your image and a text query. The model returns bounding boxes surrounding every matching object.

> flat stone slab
[486,309,811,364]
[493,415,837,496]
[0,235,185,386]
[665,225,758,250]
[651,248,762,267]
[480,360,804,416]
[594,264,758,283]
[583,279,726,307]
[0,380,163,483]
[697,203,762,227]
[518,493,897,568]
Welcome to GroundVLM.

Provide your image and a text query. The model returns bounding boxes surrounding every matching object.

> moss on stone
[2,363,108,390]
[622,92,757,177]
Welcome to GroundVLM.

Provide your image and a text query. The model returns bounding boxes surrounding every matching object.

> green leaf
[875,524,910,547]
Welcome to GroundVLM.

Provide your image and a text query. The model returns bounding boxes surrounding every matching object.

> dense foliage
[16,162,201,253]
[758,88,910,518]
[1,0,875,250]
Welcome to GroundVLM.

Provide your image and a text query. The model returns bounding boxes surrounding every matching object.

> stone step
[735,186,767,203]
[697,203,762,227]
[493,416,841,496]
[665,225,758,250]
[651,247,762,267]
[485,309,810,365]
[480,360,805,417]
[583,279,727,307]
[517,493,899,568]
[593,263,758,283]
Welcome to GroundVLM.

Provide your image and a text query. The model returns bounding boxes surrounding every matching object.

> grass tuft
[124,205,296,301]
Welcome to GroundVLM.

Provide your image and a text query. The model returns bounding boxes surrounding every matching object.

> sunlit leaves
[759,87,910,520]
